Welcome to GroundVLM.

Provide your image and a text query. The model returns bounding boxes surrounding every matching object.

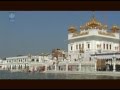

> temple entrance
[96,59,106,71]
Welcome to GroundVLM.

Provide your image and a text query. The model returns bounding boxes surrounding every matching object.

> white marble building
[1,54,52,71]
[68,16,120,61]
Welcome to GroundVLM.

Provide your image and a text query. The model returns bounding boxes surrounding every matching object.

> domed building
[68,15,120,61]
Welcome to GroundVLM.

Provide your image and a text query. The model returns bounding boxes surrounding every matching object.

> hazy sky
[0,11,120,57]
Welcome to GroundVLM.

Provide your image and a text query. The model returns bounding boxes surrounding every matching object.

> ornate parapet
[73,31,89,37]
[98,31,115,37]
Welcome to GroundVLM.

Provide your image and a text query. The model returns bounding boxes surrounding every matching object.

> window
[88,44,90,49]
[82,44,84,48]
[25,59,26,62]
[89,57,91,61]
[97,44,101,48]
[106,44,108,50]
[76,45,78,50]
[110,44,111,50]
[103,44,105,49]
[31,59,34,62]
[79,44,81,50]
[36,59,39,62]
[71,46,72,50]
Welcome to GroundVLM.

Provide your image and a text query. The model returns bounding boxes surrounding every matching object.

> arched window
[79,44,81,50]
[103,44,105,49]
[32,59,34,62]
[36,59,39,62]
[82,44,84,48]
[88,44,90,49]
[71,46,72,51]
[89,57,91,61]
[25,59,26,62]
[110,44,111,50]
[106,44,108,50]
[76,44,78,50]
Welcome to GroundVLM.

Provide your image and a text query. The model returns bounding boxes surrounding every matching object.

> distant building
[52,49,67,60]
[1,54,50,71]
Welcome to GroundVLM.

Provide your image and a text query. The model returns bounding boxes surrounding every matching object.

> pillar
[66,64,68,71]
[95,62,97,71]
[11,65,12,71]
[113,63,116,72]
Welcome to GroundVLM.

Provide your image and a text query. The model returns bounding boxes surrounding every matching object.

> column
[113,63,116,72]
[92,40,95,53]
[66,64,68,71]
[83,42,85,52]
[95,62,97,71]
[11,65,13,71]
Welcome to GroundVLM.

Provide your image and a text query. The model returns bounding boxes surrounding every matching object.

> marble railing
[73,32,89,37]
[98,31,115,37]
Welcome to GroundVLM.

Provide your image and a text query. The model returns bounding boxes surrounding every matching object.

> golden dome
[80,16,107,30]
[112,25,119,29]
[111,25,120,33]
[85,16,102,27]
[68,26,77,33]
[69,26,76,30]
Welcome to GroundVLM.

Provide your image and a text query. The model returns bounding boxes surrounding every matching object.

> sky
[0,11,120,58]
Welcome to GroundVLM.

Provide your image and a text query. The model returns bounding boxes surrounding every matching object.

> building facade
[68,16,120,61]
[1,54,51,72]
